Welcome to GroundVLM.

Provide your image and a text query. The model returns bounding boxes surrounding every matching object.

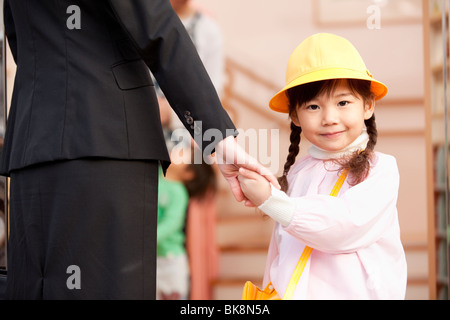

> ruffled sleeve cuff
[258,185,295,227]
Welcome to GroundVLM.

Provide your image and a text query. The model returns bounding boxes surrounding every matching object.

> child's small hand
[237,168,272,207]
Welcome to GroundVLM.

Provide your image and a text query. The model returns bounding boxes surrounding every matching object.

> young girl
[238,33,407,300]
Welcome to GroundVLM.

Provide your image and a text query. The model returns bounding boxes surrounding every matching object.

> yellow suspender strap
[330,170,349,197]
[282,246,313,300]
[282,169,348,300]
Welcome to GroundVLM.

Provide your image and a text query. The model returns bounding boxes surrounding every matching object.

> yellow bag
[242,281,281,300]
[242,170,348,300]
[242,246,313,300]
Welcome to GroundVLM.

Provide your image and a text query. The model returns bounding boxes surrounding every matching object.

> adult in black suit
[1,0,278,299]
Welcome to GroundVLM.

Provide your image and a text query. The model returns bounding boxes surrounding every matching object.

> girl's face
[291,81,374,152]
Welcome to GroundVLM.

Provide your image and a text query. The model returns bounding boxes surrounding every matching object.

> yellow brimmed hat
[269,33,388,113]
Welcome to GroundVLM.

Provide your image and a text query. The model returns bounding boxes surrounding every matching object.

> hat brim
[269,68,388,113]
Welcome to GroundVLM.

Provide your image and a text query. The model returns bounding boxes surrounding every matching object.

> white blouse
[259,152,407,300]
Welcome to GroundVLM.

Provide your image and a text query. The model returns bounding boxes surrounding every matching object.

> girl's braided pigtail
[341,114,377,185]
[278,122,302,192]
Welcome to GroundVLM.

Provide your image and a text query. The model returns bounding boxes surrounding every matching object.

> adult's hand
[215,136,280,204]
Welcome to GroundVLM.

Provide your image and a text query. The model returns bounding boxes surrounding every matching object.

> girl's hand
[215,136,281,204]
[237,167,272,207]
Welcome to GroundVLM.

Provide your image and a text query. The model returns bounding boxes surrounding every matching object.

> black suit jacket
[0,0,236,175]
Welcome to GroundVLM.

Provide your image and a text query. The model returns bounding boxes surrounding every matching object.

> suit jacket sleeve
[107,0,237,152]
[4,0,17,63]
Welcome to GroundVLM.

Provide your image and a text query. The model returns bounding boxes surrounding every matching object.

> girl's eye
[338,101,349,107]
[306,104,320,110]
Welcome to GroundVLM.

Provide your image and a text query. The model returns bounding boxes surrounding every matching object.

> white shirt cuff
[258,184,295,227]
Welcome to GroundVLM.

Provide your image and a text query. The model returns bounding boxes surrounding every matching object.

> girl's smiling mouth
[321,131,344,139]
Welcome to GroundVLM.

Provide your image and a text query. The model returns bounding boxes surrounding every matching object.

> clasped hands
[237,167,273,207]
[215,136,276,207]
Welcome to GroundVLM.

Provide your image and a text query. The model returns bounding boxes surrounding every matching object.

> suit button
[184,111,191,118]
[186,117,194,125]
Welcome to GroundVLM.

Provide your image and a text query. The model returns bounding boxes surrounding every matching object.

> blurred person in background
[161,0,225,299]
[156,148,190,300]
[170,0,224,97]
[157,0,225,133]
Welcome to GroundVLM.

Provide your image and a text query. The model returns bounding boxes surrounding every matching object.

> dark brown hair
[182,145,217,199]
[183,162,217,199]
[278,79,377,192]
